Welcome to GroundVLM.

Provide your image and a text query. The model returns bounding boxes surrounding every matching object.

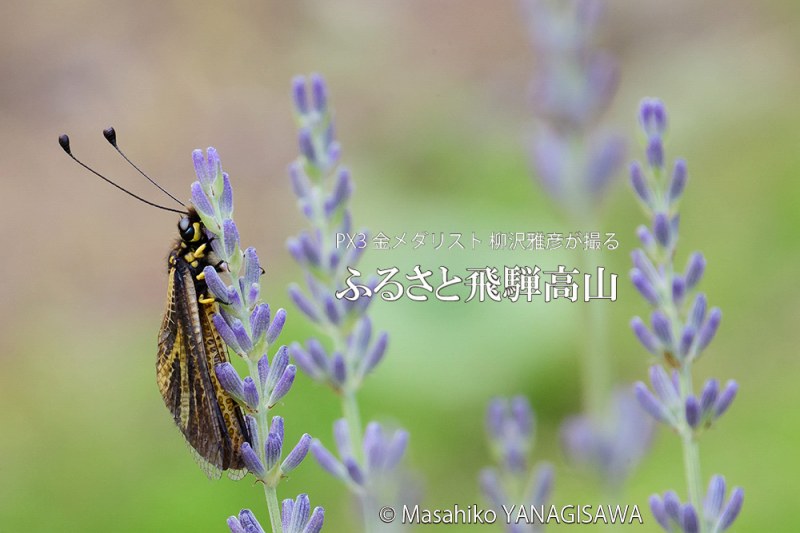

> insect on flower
[58,129,252,479]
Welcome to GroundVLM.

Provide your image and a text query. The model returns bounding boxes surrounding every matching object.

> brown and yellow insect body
[156,207,251,479]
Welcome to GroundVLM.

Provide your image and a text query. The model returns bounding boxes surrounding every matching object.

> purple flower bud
[631,249,659,284]
[286,238,305,265]
[270,415,284,443]
[213,314,242,353]
[634,382,670,424]
[639,98,667,138]
[637,225,656,251]
[717,487,744,531]
[257,353,269,388]
[223,219,240,258]
[669,159,688,203]
[649,495,671,531]
[219,172,233,218]
[685,252,706,290]
[242,247,260,290]
[480,468,507,507]
[651,311,673,347]
[281,433,312,474]
[354,317,372,354]
[585,133,625,197]
[288,162,311,199]
[205,147,221,179]
[631,269,660,306]
[265,308,286,344]
[306,508,324,533]
[689,293,707,331]
[663,490,682,522]
[311,440,346,481]
[215,362,243,399]
[289,494,312,533]
[288,284,319,322]
[311,73,327,112]
[672,275,686,304]
[250,304,271,343]
[265,432,282,470]
[704,475,726,519]
[327,141,342,166]
[226,287,242,310]
[363,422,385,471]
[266,346,289,392]
[714,380,738,419]
[231,319,253,353]
[298,128,316,164]
[344,456,364,485]
[245,415,260,451]
[324,168,353,217]
[242,377,259,410]
[631,317,660,355]
[191,181,214,216]
[679,325,695,360]
[646,137,664,169]
[192,149,212,186]
[307,339,330,371]
[292,75,308,115]
[697,307,722,353]
[630,162,652,205]
[228,509,265,533]
[281,500,293,532]
[700,379,719,415]
[681,503,699,533]
[511,396,534,436]
[240,442,265,478]
[649,365,679,406]
[203,266,229,302]
[385,430,409,469]
[290,343,323,379]
[685,395,700,428]
[486,398,505,439]
[363,331,389,375]
[226,516,245,533]
[323,296,341,325]
[331,352,347,386]
[299,232,321,266]
[246,283,260,308]
[653,212,671,247]
[268,365,296,408]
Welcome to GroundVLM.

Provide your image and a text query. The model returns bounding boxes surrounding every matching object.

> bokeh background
[2,0,799,531]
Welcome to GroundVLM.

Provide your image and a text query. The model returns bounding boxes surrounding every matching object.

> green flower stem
[679,368,703,521]
[263,485,283,533]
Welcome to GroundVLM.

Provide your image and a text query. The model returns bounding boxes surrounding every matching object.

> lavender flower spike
[187,147,317,528]
[286,74,410,529]
[227,509,266,533]
[481,395,554,528]
[282,494,324,533]
[629,99,742,527]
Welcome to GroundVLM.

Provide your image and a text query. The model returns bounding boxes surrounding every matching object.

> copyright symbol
[379,506,395,523]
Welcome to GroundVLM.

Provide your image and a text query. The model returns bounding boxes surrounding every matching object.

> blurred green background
[2,0,799,531]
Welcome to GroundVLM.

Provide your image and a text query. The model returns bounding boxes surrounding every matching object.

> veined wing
[156,259,249,479]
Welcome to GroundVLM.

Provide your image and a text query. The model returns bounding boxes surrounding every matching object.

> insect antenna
[102,126,185,207]
[58,133,188,215]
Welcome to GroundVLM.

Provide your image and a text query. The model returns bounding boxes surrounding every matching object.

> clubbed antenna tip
[103,126,117,147]
[58,134,71,154]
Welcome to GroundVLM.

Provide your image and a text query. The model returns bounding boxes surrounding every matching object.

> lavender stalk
[189,148,321,533]
[480,396,554,533]
[287,74,407,531]
[628,99,743,532]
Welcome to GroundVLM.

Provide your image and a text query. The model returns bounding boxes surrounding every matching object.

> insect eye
[178,217,194,241]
